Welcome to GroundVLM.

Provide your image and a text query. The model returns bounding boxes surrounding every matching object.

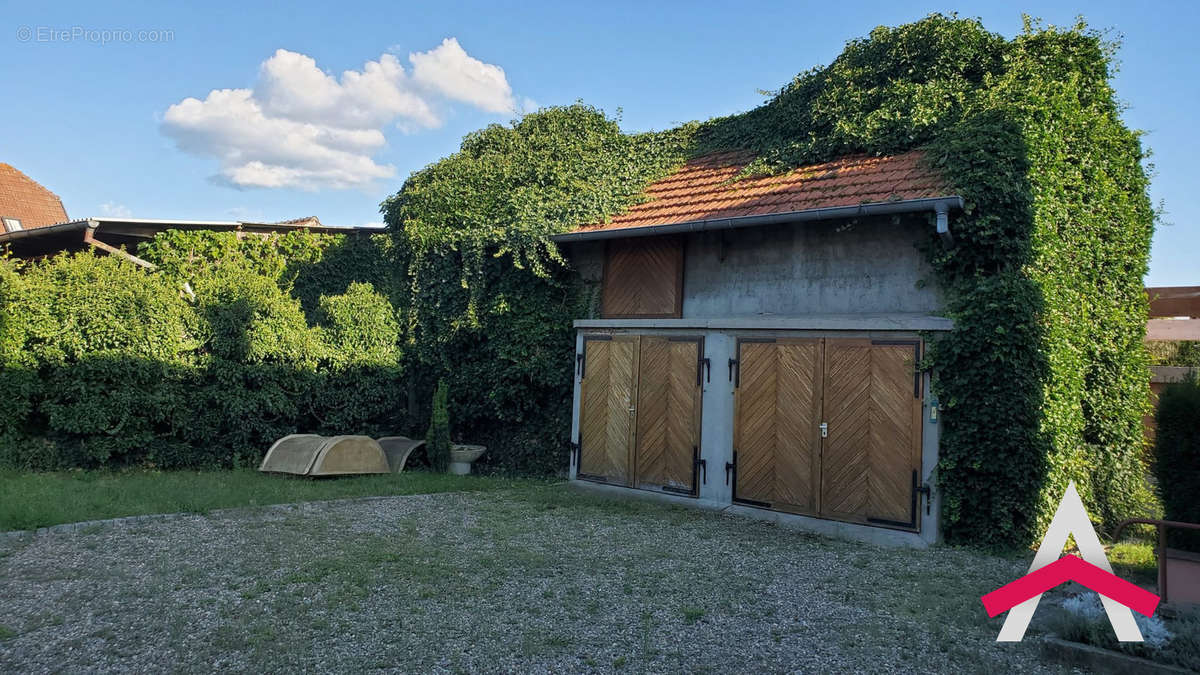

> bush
[1154,373,1200,550]
[0,235,410,471]
[425,379,451,472]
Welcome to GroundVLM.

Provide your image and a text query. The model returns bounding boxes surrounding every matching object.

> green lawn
[0,469,542,532]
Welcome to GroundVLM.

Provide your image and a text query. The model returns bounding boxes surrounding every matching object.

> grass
[0,485,1059,672]
[1108,540,1159,586]
[0,469,544,532]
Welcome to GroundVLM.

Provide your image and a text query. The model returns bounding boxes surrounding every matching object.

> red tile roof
[0,163,69,232]
[572,149,949,234]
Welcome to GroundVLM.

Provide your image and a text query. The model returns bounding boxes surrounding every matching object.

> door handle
[819,422,828,438]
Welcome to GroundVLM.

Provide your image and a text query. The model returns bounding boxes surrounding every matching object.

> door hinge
[700,357,711,384]
[726,451,736,486]
[576,353,584,377]
[728,358,739,384]
[694,446,706,485]
[917,482,932,516]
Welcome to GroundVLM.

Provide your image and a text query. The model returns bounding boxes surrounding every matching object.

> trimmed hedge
[1154,374,1200,550]
[0,232,405,470]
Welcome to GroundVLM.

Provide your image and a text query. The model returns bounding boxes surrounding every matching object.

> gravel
[0,485,1073,673]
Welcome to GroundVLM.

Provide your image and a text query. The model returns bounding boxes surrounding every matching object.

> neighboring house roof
[0,217,379,261]
[555,149,956,241]
[0,163,69,231]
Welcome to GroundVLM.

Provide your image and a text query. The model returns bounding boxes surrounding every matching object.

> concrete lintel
[1147,319,1200,341]
[573,314,953,332]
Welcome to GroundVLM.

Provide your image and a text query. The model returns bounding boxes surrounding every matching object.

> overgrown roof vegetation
[384,13,1155,547]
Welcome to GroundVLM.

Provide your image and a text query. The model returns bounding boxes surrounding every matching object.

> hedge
[0,232,406,470]
[1154,374,1200,551]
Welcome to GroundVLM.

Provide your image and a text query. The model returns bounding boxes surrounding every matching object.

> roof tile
[0,164,69,231]
[572,149,949,234]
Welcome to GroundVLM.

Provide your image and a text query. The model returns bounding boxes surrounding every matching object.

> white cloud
[162,41,520,191]
[409,38,515,113]
[99,202,132,218]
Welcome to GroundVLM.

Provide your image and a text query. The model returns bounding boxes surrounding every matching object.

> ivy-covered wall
[0,15,1154,547]
[383,15,1155,546]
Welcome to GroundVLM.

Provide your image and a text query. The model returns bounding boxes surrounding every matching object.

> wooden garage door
[733,339,823,514]
[579,334,703,492]
[821,339,923,527]
[734,337,923,529]
[634,337,702,494]
[865,341,923,526]
[578,336,638,484]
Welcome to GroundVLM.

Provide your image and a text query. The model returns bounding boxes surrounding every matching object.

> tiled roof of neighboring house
[0,163,69,231]
[571,149,949,234]
[254,216,324,228]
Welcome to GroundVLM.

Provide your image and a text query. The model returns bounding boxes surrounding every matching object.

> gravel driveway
[0,485,1069,673]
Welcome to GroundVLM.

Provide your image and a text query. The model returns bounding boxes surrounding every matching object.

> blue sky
[2,1,1195,285]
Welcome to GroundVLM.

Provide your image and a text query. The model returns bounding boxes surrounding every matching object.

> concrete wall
[682,219,941,317]
[565,218,943,319]
[563,219,946,546]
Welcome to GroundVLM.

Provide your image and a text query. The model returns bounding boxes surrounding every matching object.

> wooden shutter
[734,339,822,513]
[634,337,702,493]
[578,336,638,484]
[601,236,683,318]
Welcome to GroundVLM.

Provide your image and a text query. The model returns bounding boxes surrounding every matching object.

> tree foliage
[425,379,451,473]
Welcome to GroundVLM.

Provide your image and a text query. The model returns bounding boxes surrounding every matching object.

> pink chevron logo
[981,555,1159,618]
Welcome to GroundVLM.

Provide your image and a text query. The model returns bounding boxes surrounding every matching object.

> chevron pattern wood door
[820,339,922,527]
[634,337,701,493]
[578,336,638,485]
[866,342,923,525]
[734,339,822,513]
[820,340,872,521]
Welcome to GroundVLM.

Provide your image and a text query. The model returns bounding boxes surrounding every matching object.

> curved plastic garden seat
[259,434,389,476]
[376,436,425,473]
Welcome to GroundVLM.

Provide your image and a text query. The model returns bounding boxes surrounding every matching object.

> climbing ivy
[386,14,1155,546]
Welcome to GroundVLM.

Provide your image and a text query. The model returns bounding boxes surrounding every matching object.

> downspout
[82,219,158,270]
[935,201,953,245]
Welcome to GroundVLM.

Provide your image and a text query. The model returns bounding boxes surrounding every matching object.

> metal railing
[1112,518,1200,603]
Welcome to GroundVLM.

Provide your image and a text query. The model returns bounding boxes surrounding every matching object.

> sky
[2,1,1196,285]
